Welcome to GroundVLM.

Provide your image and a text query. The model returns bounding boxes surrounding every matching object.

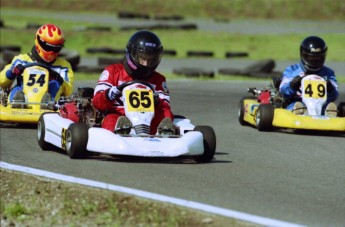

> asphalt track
[1,80,345,227]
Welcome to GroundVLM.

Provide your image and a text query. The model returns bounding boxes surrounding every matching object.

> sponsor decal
[144,138,161,142]
[126,53,137,70]
[145,42,157,47]
[33,88,38,93]
[99,70,109,80]
[61,128,67,150]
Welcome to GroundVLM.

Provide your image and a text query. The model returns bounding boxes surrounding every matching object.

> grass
[0,169,257,226]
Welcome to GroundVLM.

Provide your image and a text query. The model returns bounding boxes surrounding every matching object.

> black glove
[49,69,64,85]
[153,92,160,105]
[12,64,25,76]
[290,76,302,90]
[326,80,335,92]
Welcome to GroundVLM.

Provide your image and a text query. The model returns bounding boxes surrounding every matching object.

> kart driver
[0,24,74,105]
[92,30,175,135]
[279,36,339,116]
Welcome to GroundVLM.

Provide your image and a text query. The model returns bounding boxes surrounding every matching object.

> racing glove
[106,86,121,101]
[290,76,302,90]
[326,80,335,92]
[49,69,64,85]
[12,64,25,77]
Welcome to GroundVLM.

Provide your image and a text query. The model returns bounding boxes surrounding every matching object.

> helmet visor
[37,35,64,53]
[302,51,326,69]
[131,49,162,68]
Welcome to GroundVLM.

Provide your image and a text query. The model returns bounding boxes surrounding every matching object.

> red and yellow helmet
[35,24,65,62]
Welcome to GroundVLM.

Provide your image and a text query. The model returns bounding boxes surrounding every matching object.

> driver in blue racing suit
[0,24,74,104]
[279,36,339,116]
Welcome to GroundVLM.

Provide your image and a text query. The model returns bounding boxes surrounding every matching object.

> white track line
[0,161,305,227]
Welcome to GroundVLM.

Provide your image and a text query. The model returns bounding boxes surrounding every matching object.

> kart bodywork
[0,63,56,125]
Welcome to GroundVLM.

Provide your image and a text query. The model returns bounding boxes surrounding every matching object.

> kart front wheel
[37,113,54,150]
[238,96,255,126]
[256,104,274,131]
[65,123,89,159]
[194,126,216,163]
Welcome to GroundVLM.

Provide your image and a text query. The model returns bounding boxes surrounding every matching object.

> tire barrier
[186,51,214,57]
[218,59,282,79]
[2,50,18,64]
[86,47,126,55]
[153,15,184,21]
[0,45,21,53]
[225,51,249,58]
[118,11,150,20]
[97,57,123,66]
[58,49,80,71]
[172,67,215,78]
[0,19,4,28]
[76,26,112,32]
[75,65,105,73]
[120,23,197,31]
[242,59,276,74]
[26,23,41,29]
[163,49,177,56]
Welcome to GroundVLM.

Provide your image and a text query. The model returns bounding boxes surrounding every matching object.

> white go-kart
[37,80,216,163]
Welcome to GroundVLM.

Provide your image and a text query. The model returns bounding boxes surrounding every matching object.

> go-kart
[238,74,345,132]
[37,80,216,163]
[0,62,56,125]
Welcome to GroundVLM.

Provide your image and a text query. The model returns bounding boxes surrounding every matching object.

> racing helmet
[300,36,327,72]
[124,30,163,79]
[35,24,65,63]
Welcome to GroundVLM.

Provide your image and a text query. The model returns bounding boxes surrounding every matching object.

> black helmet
[300,36,327,72]
[124,30,163,79]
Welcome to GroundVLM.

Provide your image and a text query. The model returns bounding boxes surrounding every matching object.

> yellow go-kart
[239,74,345,133]
[0,62,57,125]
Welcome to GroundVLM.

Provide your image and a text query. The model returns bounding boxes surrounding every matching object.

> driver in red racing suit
[92,30,174,135]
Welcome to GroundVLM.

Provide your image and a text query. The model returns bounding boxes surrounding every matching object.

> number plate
[125,89,154,112]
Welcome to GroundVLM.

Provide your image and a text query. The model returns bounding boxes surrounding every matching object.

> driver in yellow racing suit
[0,24,74,103]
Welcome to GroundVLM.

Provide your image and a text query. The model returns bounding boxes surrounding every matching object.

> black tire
[193,126,216,163]
[218,68,243,76]
[172,67,215,78]
[186,51,214,57]
[337,102,345,117]
[242,59,276,74]
[238,96,256,126]
[65,123,89,159]
[37,113,55,151]
[58,49,80,70]
[256,104,274,131]
[225,51,248,58]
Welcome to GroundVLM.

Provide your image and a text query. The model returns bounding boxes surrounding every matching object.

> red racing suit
[92,63,173,134]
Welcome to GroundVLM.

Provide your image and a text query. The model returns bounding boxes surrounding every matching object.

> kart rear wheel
[65,123,89,159]
[337,102,345,117]
[194,126,216,163]
[37,113,54,151]
[256,104,274,131]
[238,96,255,125]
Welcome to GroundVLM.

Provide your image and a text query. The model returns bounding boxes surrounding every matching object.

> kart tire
[66,123,89,159]
[194,126,216,163]
[239,96,255,126]
[37,113,55,151]
[337,102,345,117]
[256,104,274,131]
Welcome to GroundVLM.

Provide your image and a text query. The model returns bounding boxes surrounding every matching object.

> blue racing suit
[279,62,339,112]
